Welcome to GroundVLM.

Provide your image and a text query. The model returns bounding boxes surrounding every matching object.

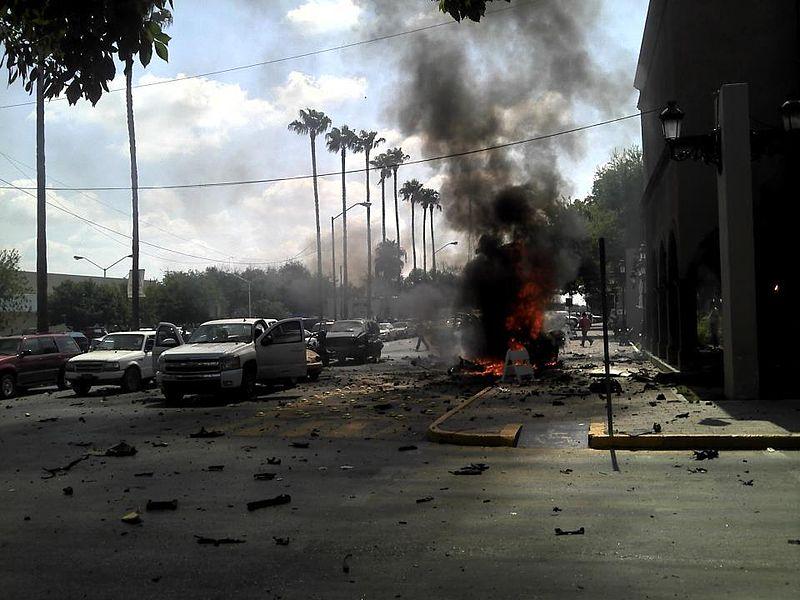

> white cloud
[286,0,361,32]
[274,71,367,113]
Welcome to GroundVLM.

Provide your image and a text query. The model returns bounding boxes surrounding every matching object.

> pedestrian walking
[579,312,593,347]
[415,321,430,352]
[317,327,329,366]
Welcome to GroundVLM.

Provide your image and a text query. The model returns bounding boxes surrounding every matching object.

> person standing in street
[415,321,430,352]
[579,312,593,347]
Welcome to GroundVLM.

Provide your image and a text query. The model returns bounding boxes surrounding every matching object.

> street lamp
[231,273,252,318]
[74,254,132,278]
[434,241,458,256]
[331,202,371,319]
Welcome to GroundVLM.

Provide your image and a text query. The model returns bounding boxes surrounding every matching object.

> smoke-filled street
[2,338,799,600]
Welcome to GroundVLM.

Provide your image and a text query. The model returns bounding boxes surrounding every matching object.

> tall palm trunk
[410,202,417,271]
[430,206,437,273]
[310,133,324,321]
[35,77,47,332]
[125,58,141,329]
[422,208,428,273]
[380,177,386,242]
[392,167,400,247]
[340,148,349,318]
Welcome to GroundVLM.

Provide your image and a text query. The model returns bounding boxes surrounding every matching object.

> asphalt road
[1,340,799,599]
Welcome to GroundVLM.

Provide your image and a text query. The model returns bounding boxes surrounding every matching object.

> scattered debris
[267,457,282,465]
[788,539,800,545]
[152,442,169,448]
[62,486,73,496]
[416,496,434,504]
[398,445,418,452]
[653,422,662,433]
[273,536,290,546]
[38,417,58,423]
[253,472,276,481]
[189,427,224,439]
[554,527,584,536]
[655,393,666,401]
[207,465,224,472]
[106,441,137,457]
[373,403,393,411]
[342,553,353,574]
[449,463,489,476]
[560,469,573,475]
[693,449,719,461]
[552,507,562,512]
[121,510,142,524]
[146,499,178,511]
[134,472,154,478]
[687,467,707,474]
[741,480,754,486]
[290,442,309,449]
[247,494,292,511]
[42,455,89,479]
[674,412,690,419]
[340,465,354,470]
[589,379,622,394]
[195,535,245,546]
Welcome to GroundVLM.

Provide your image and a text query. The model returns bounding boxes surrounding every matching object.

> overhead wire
[0,0,538,110]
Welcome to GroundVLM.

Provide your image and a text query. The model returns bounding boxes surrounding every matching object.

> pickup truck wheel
[1,373,16,399]
[121,367,142,393]
[307,370,320,382]
[162,385,184,404]
[239,367,256,400]
[72,381,91,396]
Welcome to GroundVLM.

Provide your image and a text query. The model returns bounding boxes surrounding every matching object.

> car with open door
[64,323,183,396]
[325,319,383,363]
[156,317,317,403]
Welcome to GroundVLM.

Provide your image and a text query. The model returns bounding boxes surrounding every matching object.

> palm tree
[370,153,392,242]
[386,147,410,249]
[418,188,438,273]
[288,108,332,321]
[326,125,359,318]
[400,179,424,272]
[115,3,173,329]
[429,191,443,273]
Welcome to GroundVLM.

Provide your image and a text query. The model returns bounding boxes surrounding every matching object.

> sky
[0,0,648,282]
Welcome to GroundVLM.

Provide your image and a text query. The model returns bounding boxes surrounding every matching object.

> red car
[0,334,82,399]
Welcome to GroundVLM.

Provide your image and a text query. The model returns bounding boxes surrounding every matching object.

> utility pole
[365,201,372,318]
[331,216,337,319]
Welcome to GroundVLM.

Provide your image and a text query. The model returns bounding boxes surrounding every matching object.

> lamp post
[434,241,458,256]
[231,273,252,318]
[331,202,371,319]
[73,254,132,278]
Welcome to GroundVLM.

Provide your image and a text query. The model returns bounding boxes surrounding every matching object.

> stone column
[716,83,759,399]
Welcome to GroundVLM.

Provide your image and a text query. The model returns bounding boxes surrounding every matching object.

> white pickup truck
[156,317,322,403]
[65,323,185,395]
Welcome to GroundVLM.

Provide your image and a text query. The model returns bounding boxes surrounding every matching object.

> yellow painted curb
[588,422,800,450]
[427,386,522,447]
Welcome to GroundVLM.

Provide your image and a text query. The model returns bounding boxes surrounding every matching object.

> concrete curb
[427,386,522,447]
[588,422,800,450]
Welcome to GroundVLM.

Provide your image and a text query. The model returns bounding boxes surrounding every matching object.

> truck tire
[162,385,184,404]
[238,366,256,401]
[1,373,16,399]
[72,380,92,396]
[121,367,142,393]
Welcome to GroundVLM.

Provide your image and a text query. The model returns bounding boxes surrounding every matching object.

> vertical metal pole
[331,216,337,320]
[599,238,614,437]
[366,203,372,318]
[247,282,252,318]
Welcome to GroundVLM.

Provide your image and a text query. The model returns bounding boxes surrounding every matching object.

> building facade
[635,0,800,397]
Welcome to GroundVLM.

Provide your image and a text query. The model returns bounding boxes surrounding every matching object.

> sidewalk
[429,328,800,450]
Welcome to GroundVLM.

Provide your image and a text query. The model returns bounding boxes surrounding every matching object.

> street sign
[127,269,145,299]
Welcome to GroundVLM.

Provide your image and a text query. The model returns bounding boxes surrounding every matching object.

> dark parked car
[67,331,90,353]
[324,319,383,363]
[0,334,82,398]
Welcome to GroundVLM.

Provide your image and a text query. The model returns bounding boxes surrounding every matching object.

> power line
[0,110,650,192]
[0,175,316,266]
[0,150,238,261]
[0,0,537,111]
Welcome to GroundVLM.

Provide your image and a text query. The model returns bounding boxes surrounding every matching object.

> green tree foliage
[0,0,172,104]
[564,147,643,304]
[434,0,510,22]
[374,241,406,283]
[49,281,129,330]
[0,249,28,326]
